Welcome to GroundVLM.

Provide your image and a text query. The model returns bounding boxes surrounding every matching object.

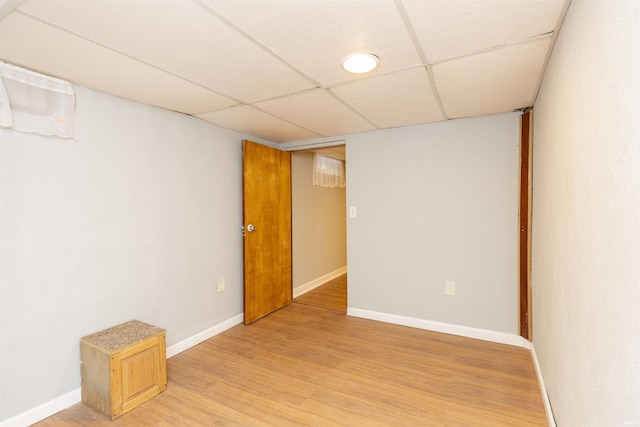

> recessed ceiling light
[342,53,380,74]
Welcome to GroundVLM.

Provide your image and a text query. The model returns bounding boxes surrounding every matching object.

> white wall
[291,151,346,289]
[346,113,520,334]
[532,0,640,425]
[0,86,255,422]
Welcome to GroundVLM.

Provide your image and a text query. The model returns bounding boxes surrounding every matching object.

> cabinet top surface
[80,320,165,353]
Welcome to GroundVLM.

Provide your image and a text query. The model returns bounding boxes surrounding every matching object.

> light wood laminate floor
[293,274,347,312]
[34,278,547,426]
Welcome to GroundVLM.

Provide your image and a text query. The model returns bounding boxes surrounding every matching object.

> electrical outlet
[445,281,456,296]
[217,277,225,293]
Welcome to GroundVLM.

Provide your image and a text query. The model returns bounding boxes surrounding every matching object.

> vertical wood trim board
[519,111,533,339]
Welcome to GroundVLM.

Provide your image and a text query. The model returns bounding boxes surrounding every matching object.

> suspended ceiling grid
[0,0,569,143]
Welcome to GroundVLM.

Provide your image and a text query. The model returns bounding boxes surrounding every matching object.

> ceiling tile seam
[190,114,281,142]
[229,64,426,105]
[530,0,573,108]
[323,88,379,130]
[248,104,324,139]
[428,32,555,67]
[394,0,447,120]
[213,64,424,107]
[326,64,426,90]
[425,65,449,121]
[234,85,323,108]
[190,102,247,116]
[327,89,384,130]
[427,31,555,115]
[394,0,430,65]
[189,113,254,140]
[13,8,244,106]
[191,112,314,144]
[193,0,322,89]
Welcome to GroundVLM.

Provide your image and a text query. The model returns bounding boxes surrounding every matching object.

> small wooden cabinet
[80,320,167,419]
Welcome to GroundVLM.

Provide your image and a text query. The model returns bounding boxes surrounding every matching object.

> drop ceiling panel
[434,37,552,119]
[404,0,566,63]
[203,0,422,87]
[17,0,315,103]
[197,106,320,143]
[1,1,570,144]
[256,89,376,137]
[331,67,445,129]
[0,13,234,114]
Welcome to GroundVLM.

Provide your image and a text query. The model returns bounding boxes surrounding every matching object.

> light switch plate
[445,281,456,296]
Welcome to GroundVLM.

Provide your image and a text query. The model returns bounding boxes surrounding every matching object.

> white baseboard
[293,266,347,299]
[347,307,530,348]
[347,308,556,425]
[530,342,556,427]
[166,313,243,358]
[0,314,244,427]
[0,388,81,427]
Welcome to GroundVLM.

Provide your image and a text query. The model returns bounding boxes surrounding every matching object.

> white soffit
[311,146,345,162]
[434,37,552,119]
[0,13,234,114]
[16,0,315,103]
[203,0,422,87]
[331,67,445,129]
[404,0,566,63]
[255,89,376,137]
[197,106,320,143]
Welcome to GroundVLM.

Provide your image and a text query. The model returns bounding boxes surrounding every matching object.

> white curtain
[0,62,77,139]
[313,153,346,188]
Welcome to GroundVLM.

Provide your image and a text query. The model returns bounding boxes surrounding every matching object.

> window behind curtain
[312,153,345,188]
[0,61,77,139]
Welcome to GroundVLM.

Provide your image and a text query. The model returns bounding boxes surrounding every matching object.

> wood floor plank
[303,387,445,427]
[208,380,342,427]
[33,291,547,426]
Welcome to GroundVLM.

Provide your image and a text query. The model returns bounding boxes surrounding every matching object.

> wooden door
[242,140,292,324]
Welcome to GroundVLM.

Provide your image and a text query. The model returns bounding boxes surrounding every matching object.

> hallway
[293,274,347,312]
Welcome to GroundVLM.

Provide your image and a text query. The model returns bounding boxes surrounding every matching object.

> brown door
[242,140,292,324]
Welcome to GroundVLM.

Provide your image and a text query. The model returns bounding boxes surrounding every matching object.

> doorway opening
[290,146,347,312]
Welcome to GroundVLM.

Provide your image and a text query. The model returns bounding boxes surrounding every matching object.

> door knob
[246,224,256,232]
